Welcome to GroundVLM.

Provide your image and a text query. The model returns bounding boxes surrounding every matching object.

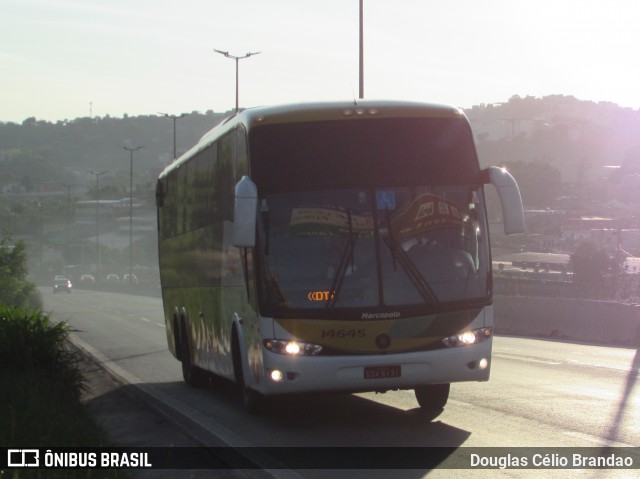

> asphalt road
[41,287,640,478]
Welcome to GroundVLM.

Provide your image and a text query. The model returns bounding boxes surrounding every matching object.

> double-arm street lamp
[214,49,261,112]
[122,145,144,285]
[159,113,186,160]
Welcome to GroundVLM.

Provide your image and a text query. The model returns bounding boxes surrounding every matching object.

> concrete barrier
[493,295,640,348]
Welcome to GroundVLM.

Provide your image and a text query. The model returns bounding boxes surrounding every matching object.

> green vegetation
[0,111,227,194]
[0,236,41,311]
[570,240,612,297]
[0,306,87,444]
[0,306,126,478]
[0,233,124,477]
[570,240,630,300]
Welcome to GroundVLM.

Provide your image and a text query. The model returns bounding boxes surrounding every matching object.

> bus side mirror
[233,176,258,247]
[482,166,525,235]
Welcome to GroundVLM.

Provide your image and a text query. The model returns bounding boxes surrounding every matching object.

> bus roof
[219,100,463,135]
[159,100,467,179]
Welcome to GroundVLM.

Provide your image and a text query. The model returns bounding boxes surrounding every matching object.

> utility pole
[214,49,261,112]
[359,0,364,99]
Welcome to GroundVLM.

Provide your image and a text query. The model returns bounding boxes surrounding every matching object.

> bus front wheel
[414,383,450,413]
[232,330,265,414]
[241,386,264,415]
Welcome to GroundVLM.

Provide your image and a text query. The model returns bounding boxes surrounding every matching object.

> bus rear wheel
[414,383,450,413]
[180,325,207,388]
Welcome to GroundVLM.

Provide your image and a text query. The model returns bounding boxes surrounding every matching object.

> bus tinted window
[249,117,479,193]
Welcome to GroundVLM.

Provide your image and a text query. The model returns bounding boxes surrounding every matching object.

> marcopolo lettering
[361,312,401,319]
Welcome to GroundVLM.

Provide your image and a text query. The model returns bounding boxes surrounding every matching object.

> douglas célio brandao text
[470,452,634,469]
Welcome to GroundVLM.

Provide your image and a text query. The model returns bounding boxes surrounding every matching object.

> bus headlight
[442,327,492,348]
[285,342,300,354]
[459,331,476,345]
[264,339,323,356]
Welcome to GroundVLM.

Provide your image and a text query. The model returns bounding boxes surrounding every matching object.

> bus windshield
[257,185,490,318]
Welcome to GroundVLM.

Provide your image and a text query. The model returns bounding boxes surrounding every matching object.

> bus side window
[176,164,188,235]
[192,149,215,230]
[236,125,248,179]
[164,172,178,238]
[218,133,236,222]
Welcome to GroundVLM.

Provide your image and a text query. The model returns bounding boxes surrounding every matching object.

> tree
[569,240,618,298]
[0,234,40,310]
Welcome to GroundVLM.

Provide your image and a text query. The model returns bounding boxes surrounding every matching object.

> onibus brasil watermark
[6,449,151,469]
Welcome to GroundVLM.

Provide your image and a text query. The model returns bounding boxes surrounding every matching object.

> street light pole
[359,0,364,99]
[122,145,144,285]
[160,113,186,160]
[214,49,261,112]
[88,170,108,282]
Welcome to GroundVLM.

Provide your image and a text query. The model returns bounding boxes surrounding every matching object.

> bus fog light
[479,358,489,369]
[270,369,284,382]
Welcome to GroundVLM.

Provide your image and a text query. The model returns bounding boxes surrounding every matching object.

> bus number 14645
[321,329,366,339]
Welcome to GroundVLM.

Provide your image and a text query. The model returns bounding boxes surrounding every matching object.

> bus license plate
[364,365,401,379]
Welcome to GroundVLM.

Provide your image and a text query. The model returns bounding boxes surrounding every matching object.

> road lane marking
[565,359,640,375]
[495,353,640,377]
[493,353,562,365]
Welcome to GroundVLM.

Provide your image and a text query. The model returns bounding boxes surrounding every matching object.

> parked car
[123,273,139,285]
[105,274,120,284]
[53,278,72,294]
[79,274,95,287]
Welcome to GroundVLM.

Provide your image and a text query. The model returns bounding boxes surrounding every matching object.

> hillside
[0,110,230,196]
[1,95,640,210]
[470,94,640,186]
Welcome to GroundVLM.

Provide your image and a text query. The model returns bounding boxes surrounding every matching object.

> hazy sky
[2,0,639,122]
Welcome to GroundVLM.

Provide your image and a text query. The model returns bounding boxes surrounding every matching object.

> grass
[0,305,127,478]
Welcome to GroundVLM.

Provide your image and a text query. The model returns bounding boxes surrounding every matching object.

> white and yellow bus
[156,101,524,413]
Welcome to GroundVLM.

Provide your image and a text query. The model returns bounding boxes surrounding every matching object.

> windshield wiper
[383,213,440,307]
[326,208,357,308]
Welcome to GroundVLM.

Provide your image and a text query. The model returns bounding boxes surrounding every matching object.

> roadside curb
[69,333,303,479]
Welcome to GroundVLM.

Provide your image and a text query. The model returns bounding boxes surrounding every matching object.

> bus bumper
[252,339,492,396]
